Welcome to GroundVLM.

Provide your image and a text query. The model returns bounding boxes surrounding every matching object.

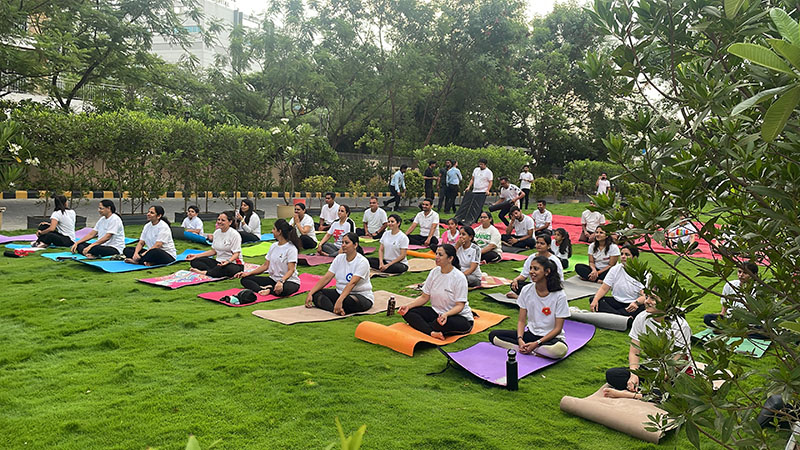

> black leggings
[559,258,569,269]
[501,234,535,249]
[190,257,244,278]
[75,242,121,257]
[488,329,562,347]
[521,188,530,209]
[356,228,384,240]
[481,250,502,263]
[312,288,372,314]
[366,257,408,274]
[37,231,73,247]
[299,235,317,250]
[402,306,473,336]
[592,296,644,317]
[240,276,300,297]
[488,200,514,226]
[575,263,611,281]
[511,280,530,295]
[408,234,439,252]
[605,367,636,391]
[703,314,770,340]
[239,230,259,243]
[123,247,176,265]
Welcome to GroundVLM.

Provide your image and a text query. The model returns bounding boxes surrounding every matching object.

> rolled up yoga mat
[453,192,486,226]
[567,307,631,332]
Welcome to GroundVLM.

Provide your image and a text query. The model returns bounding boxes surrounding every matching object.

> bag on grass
[236,289,258,305]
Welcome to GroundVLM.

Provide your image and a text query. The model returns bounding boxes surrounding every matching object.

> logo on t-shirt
[346,272,353,282]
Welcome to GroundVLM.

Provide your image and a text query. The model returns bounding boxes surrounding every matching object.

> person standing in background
[519,165,534,210]
[423,160,438,201]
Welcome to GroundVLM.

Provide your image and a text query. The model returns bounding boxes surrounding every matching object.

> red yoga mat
[197,273,333,307]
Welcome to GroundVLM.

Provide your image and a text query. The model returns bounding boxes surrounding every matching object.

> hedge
[413,144,531,191]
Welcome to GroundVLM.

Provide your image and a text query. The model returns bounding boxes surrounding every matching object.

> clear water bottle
[387,295,396,316]
[506,349,518,391]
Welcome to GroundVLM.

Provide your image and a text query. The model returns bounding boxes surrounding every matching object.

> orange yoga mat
[354,309,508,356]
[406,249,436,259]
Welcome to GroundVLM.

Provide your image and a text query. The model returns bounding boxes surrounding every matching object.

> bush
[532,177,557,201]
[319,158,388,190]
[558,180,575,199]
[413,144,530,191]
[301,175,336,208]
[365,175,386,193]
[403,169,424,204]
[563,159,623,195]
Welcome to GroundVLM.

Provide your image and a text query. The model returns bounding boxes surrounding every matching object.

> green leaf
[780,320,800,333]
[685,420,701,448]
[728,43,794,75]
[732,85,791,115]
[762,85,800,142]
[186,435,201,450]
[770,8,800,44]
[768,39,800,71]
[725,0,746,19]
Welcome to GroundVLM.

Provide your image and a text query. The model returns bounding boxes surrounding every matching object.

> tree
[589,0,800,447]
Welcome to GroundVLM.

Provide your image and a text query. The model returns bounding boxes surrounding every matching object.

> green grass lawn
[0,203,776,449]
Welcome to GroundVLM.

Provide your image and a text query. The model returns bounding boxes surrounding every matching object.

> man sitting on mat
[531,200,553,238]
[703,261,766,338]
[357,196,388,240]
[501,206,535,249]
[405,198,440,251]
[318,192,340,232]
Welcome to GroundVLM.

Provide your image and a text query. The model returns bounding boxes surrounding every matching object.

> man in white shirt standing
[405,198,440,250]
[318,192,340,232]
[596,172,611,195]
[580,200,606,242]
[488,176,525,226]
[383,164,407,212]
[465,158,493,194]
[358,196,388,239]
[531,200,553,238]
[519,164,534,210]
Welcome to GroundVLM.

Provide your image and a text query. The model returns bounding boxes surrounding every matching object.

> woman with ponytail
[235,219,302,297]
[34,195,76,248]
[489,255,570,359]
[71,199,126,257]
[124,205,177,265]
[398,244,474,340]
[306,232,374,315]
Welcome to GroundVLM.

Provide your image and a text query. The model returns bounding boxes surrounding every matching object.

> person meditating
[398,244,474,340]
[489,256,570,359]
[306,233,374,315]
[501,206,535,249]
[71,199,126,258]
[474,211,502,263]
[124,205,177,266]
[405,198,440,250]
[367,214,409,274]
[317,204,357,257]
[574,225,620,282]
[440,218,460,246]
[551,228,572,269]
[588,245,648,317]
[289,203,317,250]
[508,234,564,298]
[455,226,482,288]
[33,195,76,248]
[235,219,302,297]
[186,211,244,278]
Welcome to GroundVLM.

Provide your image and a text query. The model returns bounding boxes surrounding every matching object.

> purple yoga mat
[442,320,596,386]
[0,227,94,244]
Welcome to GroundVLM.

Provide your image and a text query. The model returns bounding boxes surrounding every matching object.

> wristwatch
[535,340,542,346]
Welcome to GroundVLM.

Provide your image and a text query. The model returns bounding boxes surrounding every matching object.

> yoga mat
[512,254,587,273]
[499,252,528,262]
[500,244,528,254]
[560,384,674,444]
[354,309,508,356]
[183,231,211,245]
[692,328,771,358]
[563,276,601,301]
[406,273,512,291]
[0,227,116,244]
[453,192,486,225]
[241,241,272,257]
[407,244,430,250]
[482,292,519,306]
[5,244,46,250]
[260,233,275,241]
[370,258,436,277]
[297,254,335,266]
[41,251,93,261]
[197,273,333,307]
[138,263,259,289]
[75,249,206,273]
[441,320,595,383]
[567,307,631,331]
[407,250,435,259]
[251,290,417,325]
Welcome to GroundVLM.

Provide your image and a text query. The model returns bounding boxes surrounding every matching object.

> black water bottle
[387,295,396,316]
[506,349,518,391]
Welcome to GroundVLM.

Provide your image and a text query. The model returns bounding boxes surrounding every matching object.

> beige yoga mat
[251,290,416,325]
[560,384,675,443]
[370,258,436,277]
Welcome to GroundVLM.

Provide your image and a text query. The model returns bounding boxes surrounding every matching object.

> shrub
[403,169,424,204]
[301,175,336,208]
[413,144,530,191]
[563,159,623,195]
[532,177,557,201]
[558,180,575,199]
[365,175,386,193]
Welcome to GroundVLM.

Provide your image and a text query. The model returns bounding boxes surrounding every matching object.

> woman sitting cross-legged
[588,245,648,318]
[574,225,620,283]
[455,226,482,288]
[289,203,317,250]
[71,199,126,258]
[367,214,409,274]
[234,218,301,297]
[236,198,261,243]
[489,256,570,359]
[123,205,177,266]
[508,234,564,299]
[186,211,244,278]
[33,195,76,248]
[317,204,357,257]
[474,211,502,263]
[551,227,572,269]
[398,244,474,340]
[305,233,374,315]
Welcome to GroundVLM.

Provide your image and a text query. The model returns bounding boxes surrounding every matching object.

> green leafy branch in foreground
[325,418,367,450]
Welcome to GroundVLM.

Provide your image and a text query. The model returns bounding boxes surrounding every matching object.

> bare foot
[124,258,137,264]
[258,288,272,296]
[430,331,445,340]
[143,262,153,267]
[190,268,206,275]
[506,292,518,299]
[602,388,636,399]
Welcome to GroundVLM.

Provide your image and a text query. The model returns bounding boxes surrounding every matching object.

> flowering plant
[0,120,38,190]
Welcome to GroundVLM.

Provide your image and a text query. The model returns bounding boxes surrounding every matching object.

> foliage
[589,0,800,447]
[403,169,424,204]
[365,175,387,194]
[413,144,530,190]
[324,418,366,450]
[319,159,388,191]
[270,121,315,204]
[300,175,336,208]
[184,434,221,450]
[532,177,558,201]
[0,120,38,190]
[558,180,576,199]
[348,181,366,207]
[563,159,622,196]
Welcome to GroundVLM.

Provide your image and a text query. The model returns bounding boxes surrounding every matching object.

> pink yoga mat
[138,263,259,289]
[196,273,334,307]
[0,227,94,244]
[297,254,334,266]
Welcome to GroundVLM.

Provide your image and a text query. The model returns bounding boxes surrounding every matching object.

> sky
[232,0,568,20]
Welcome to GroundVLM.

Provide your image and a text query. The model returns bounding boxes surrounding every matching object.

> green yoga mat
[513,253,587,273]
[241,241,273,257]
[693,328,770,358]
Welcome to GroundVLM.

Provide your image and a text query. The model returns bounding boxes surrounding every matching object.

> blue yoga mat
[41,251,94,261]
[75,249,205,273]
[8,237,135,249]
[183,231,211,245]
[260,233,275,241]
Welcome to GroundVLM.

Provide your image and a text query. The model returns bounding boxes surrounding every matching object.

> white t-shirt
[471,167,494,193]
[50,209,76,242]
[266,241,300,284]
[140,221,177,258]
[380,230,409,265]
[289,214,317,242]
[500,183,522,207]
[441,229,460,245]
[531,209,553,230]
[94,214,126,253]
[721,279,749,314]
[326,219,355,248]
[510,215,534,237]
[550,240,569,260]
[363,207,388,234]
[238,212,261,235]
[518,284,570,339]
[474,225,502,255]
[630,311,691,351]
[521,253,564,282]
[422,267,473,320]
[456,243,482,279]
[668,220,698,244]
[589,242,621,271]
[596,178,611,195]
[212,228,242,262]
[320,202,340,225]
[328,253,374,303]
[413,210,440,238]
[581,210,605,233]
[519,172,534,190]
[181,216,203,232]
[602,264,645,304]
